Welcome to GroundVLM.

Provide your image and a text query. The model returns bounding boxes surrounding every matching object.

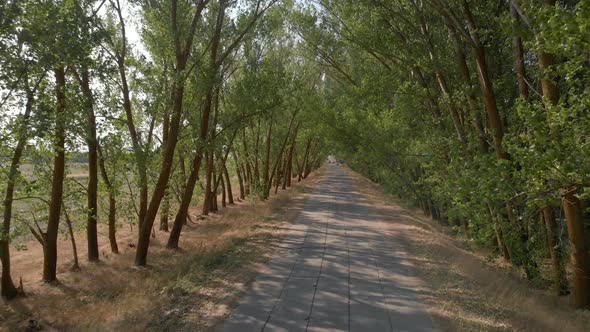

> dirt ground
[0,170,324,331]
[345,167,590,332]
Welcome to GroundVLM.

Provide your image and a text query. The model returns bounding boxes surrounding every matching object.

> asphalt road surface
[221,164,438,332]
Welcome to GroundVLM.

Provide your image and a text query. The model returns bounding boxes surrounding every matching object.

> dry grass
[344,167,590,332]
[0,169,324,331]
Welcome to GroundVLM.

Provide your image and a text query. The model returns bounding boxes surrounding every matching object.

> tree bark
[166,153,202,249]
[62,203,79,270]
[511,4,529,101]
[1,81,35,299]
[79,69,99,262]
[221,176,227,208]
[299,138,312,181]
[202,152,214,215]
[44,66,67,282]
[562,188,590,308]
[159,192,170,232]
[262,119,273,198]
[223,164,234,204]
[167,1,225,248]
[233,152,245,199]
[98,144,118,254]
[463,1,508,160]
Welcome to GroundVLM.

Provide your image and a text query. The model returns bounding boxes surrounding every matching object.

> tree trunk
[79,69,99,262]
[211,164,219,213]
[223,164,234,204]
[166,154,202,249]
[266,114,297,197]
[166,2,225,249]
[62,204,79,270]
[463,1,508,160]
[488,204,510,260]
[159,101,171,233]
[542,207,568,294]
[233,152,245,199]
[263,119,273,198]
[44,67,67,282]
[562,189,590,308]
[283,125,299,190]
[134,0,209,266]
[98,145,118,254]
[221,176,227,208]
[450,26,488,152]
[511,4,529,101]
[275,151,284,195]
[1,82,35,299]
[416,9,467,146]
[202,153,214,216]
[159,192,170,232]
[300,138,312,181]
[254,122,261,188]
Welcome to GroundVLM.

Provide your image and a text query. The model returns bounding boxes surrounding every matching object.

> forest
[1,0,590,328]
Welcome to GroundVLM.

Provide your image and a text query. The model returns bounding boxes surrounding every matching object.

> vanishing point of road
[221,164,438,332]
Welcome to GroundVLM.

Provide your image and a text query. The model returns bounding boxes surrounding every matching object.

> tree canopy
[1,0,590,311]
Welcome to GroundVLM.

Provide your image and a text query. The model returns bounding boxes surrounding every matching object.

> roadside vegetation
[2,0,590,329]
[1,0,327,301]
[310,0,590,310]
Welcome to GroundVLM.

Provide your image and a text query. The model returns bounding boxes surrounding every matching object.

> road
[221,164,438,332]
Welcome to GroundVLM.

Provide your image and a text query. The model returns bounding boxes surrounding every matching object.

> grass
[0,169,323,331]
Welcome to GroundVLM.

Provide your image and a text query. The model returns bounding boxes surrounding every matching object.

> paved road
[221,164,438,332]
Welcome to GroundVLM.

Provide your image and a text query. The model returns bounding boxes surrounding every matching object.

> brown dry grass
[344,167,590,332]
[0,169,325,331]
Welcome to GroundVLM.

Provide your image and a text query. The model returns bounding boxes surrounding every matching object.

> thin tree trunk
[488,204,510,260]
[233,152,245,199]
[263,118,273,198]
[463,1,508,160]
[450,26,488,152]
[300,138,312,181]
[1,81,35,299]
[43,67,67,282]
[254,121,261,188]
[98,145,118,254]
[221,176,227,208]
[62,203,80,270]
[78,69,99,262]
[223,164,234,204]
[511,4,529,101]
[160,192,170,232]
[202,153,214,215]
[211,165,219,213]
[166,154,202,249]
[160,105,171,232]
[167,1,225,248]
[267,114,297,197]
[283,124,299,190]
